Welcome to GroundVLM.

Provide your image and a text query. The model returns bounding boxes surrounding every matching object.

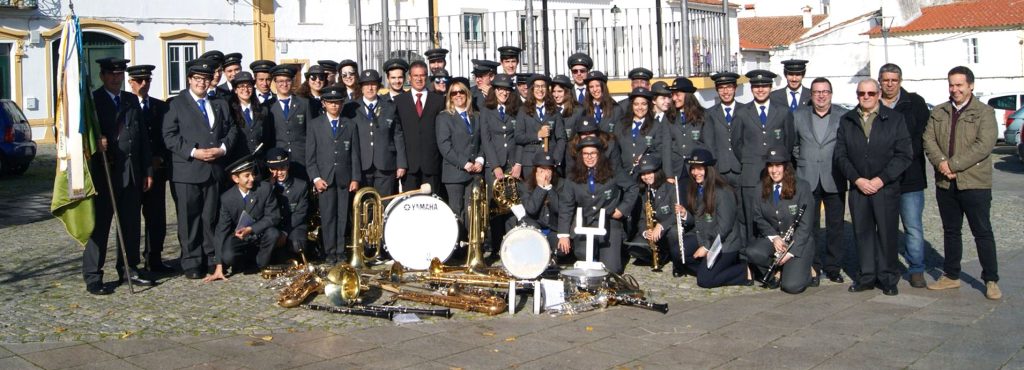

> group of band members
[83,46,1002,301]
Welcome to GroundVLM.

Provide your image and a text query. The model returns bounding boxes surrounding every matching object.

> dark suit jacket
[269,95,316,166]
[231,101,274,161]
[215,183,280,263]
[519,181,563,232]
[306,114,361,186]
[890,88,931,193]
[769,86,811,110]
[639,182,680,234]
[734,101,795,186]
[480,105,520,172]
[834,106,913,189]
[140,96,170,172]
[704,103,741,174]
[683,183,741,253]
[161,91,236,184]
[613,117,669,176]
[751,179,813,257]
[558,172,639,237]
[269,176,309,243]
[344,98,407,171]
[436,110,482,183]
[793,105,848,193]
[395,90,444,175]
[92,89,152,188]
[516,106,567,167]
[662,114,713,179]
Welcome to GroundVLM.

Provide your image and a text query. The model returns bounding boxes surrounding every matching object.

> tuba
[464,177,489,271]
[348,184,432,269]
[491,176,521,216]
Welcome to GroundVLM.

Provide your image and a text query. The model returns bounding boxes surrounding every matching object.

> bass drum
[384,194,458,270]
[499,226,552,279]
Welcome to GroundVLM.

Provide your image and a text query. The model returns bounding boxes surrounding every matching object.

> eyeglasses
[571,68,588,74]
[189,75,211,82]
[341,72,356,77]
[234,84,254,90]
[581,151,599,157]
[856,91,878,97]
[451,90,467,96]
[811,90,831,95]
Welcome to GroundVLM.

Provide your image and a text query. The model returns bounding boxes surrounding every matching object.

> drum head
[500,227,552,279]
[384,195,458,270]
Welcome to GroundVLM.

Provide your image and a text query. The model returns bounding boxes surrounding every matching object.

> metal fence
[359,5,730,79]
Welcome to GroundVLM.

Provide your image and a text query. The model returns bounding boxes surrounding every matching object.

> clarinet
[610,294,669,314]
[356,304,453,319]
[300,304,396,320]
[673,177,685,263]
[761,205,808,285]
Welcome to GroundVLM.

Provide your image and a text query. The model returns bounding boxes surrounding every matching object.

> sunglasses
[856,91,878,97]
[341,72,357,77]
[307,74,326,81]
[451,90,467,96]
[571,68,588,74]
[433,78,449,84]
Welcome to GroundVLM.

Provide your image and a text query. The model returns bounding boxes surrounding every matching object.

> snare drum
[384,194,458,270]
[500,226,552,279]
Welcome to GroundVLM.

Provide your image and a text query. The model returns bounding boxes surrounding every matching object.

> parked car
[0,99,36,175]
[1003,107,1024,146]
[1018,128,1024,162]
[979,92,1024,142]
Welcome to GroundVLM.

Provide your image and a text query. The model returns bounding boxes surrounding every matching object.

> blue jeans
[899,190,925,273]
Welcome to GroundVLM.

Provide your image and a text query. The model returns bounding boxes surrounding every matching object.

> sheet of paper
[706,234,722,269]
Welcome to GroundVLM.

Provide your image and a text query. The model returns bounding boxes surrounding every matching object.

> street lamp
[611,5,621,76]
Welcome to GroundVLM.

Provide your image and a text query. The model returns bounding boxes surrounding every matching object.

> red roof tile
[867,0,1024,35]
[738,15,827,50]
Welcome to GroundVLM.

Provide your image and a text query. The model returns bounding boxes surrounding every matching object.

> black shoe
[184,269,203,279]
[742,279,756,286]
[848,284,875,293]
[809,275,821,287]
[148,261,175,273]
[672,269,684,278]
[118,270,156,287]
[882,286,899,296]
[826,271,845,283]
[86,282,112,295]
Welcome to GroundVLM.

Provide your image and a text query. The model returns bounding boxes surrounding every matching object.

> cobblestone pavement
[0,147,1022,369]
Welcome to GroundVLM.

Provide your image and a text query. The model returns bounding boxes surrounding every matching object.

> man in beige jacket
[922,66,1000,300]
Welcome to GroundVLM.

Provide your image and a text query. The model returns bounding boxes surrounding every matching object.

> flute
[673,176,685,263]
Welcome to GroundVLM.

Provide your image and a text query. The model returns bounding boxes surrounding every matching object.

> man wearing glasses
[162,58,238,280]
[792,77,848,285]
[270,65,315,179]
[567,53,593,103]
[834,79,912,296]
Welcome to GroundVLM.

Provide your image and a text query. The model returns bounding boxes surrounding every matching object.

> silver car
[1004,106,1024,146]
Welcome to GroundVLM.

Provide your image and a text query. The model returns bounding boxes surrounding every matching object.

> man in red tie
[394,61,444,193]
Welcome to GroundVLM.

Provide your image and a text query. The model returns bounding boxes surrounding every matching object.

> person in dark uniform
[206,156,281,282]
[198,50,226,98]
[664,77,712,180]
[679,148,750,287]
[565,116,621,179]
[616,67,653,113]
[498,46,522,80]
[515,73,532,103]
[470,59,500,111]
[127,64,173,274]
[632,154,678,271]
[510,151,563,256]
[735,69,795,243]
[217,52,243,97]
[250,60,277,106]
[297,65,328,116]
[557,136,638,274]
[269,65,314,179]
[317,59,339,85]
[551,75,581,143]
[581,71,622,134]
[769,59,811,112]
[744,147,816,293]
[83,57,154,295]
[346,69,407,196]
[307,85,362,264]
[567,53,593,104]
[481,74,522,183]
[835,79,912,296]
[162,58,238,280]
[705,72,742,189]
[517,74,566,183]
[395,61,444,193]
[227,71,272,177]
[430,69,451,95]
[436,80,484,218]
[615,87,668,178]
[265,148,310,256]
[338,59,359,101]
[381,58,409,103]
[425,48,449,75]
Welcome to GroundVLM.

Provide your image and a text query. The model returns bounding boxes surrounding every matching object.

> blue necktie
[207,89,216,98]
[537,107,545,120]
[331,119,339,136]
[498,105,505,121]
[790,91,798,112]
[724,107,732,125]
[587,169,596,194]
[697,184,704,198]
[281,98,291,118]
[261,93,271,102]
[595,105,603,124]
[460,111,472,134]
[632,121,642,138]
[141,97,149,113]
[242,192,250,205]
[577,88,585,103]
[773,184,781,205]
[759,106,768,127]
[367,103,376,120]
[112,95,120,110]
[197,98,209,124]
[243,107,252,127]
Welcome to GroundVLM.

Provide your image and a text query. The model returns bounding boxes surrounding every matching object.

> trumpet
[349,184,432,269]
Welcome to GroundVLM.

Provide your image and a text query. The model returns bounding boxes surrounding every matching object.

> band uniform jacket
[834,106,912,190]
[684,184,741,253]
[436,110,483,184]
[639,182,680,235]
[215,183,281,264]
[268,176,309,242]
[585,104,623,134]
[516,106,567,167]
[91,89,152,188]
[518,181,563,232]
[559,106,583,142]
[792,105,849,193]
[564,133,622,176]
[344,98,408,172]
[479,105,521,172]
[395,90,444,175]
[735,102,795,187]
[270,95,315,167]
[308,96,324,117]
[659,113,714,179]
[233,102,273,161]
[558,173,639,239]
[615,117,669,176]
[140,96,170,174]
[162,91,237,184]
[751,179,814,258]
[306,114,362,186]
[704,103,741,174]
[769,86,811,110]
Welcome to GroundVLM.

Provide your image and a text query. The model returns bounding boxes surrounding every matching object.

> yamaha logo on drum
[403,202,439,211]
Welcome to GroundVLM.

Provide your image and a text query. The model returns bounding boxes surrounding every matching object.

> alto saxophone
[643,190,664,272]
[277,265,324,308]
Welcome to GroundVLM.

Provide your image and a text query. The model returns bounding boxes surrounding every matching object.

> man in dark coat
[395,61,444,193]
[769,59,811,112]
[269,65,315,178]
[265,148,310,255]
[346,69,407,195]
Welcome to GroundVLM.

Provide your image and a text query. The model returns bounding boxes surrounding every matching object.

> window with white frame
[348,0,358,25]
[573,17,590,53]
[299,0,323,24]
[964,38,978,64]
[167,42,197,96]
[913,41,925,66]
[464,13,483,43]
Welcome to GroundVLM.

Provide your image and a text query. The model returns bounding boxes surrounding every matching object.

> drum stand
[572,208,607,271]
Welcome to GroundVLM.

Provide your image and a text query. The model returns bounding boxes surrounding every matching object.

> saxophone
[378,283,506,316]
[643,190,664,272]
[277,265,324,308]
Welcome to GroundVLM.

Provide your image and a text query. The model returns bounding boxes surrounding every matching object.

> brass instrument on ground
[464,178,489,271]
[277,265,324,308]
[307,191,321,243]
[379,283,506,316]
[349,184,432,269]
[491,176,521,216]
[260,259,301,280]
[643,190,664,272]
[324,263,366,306]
